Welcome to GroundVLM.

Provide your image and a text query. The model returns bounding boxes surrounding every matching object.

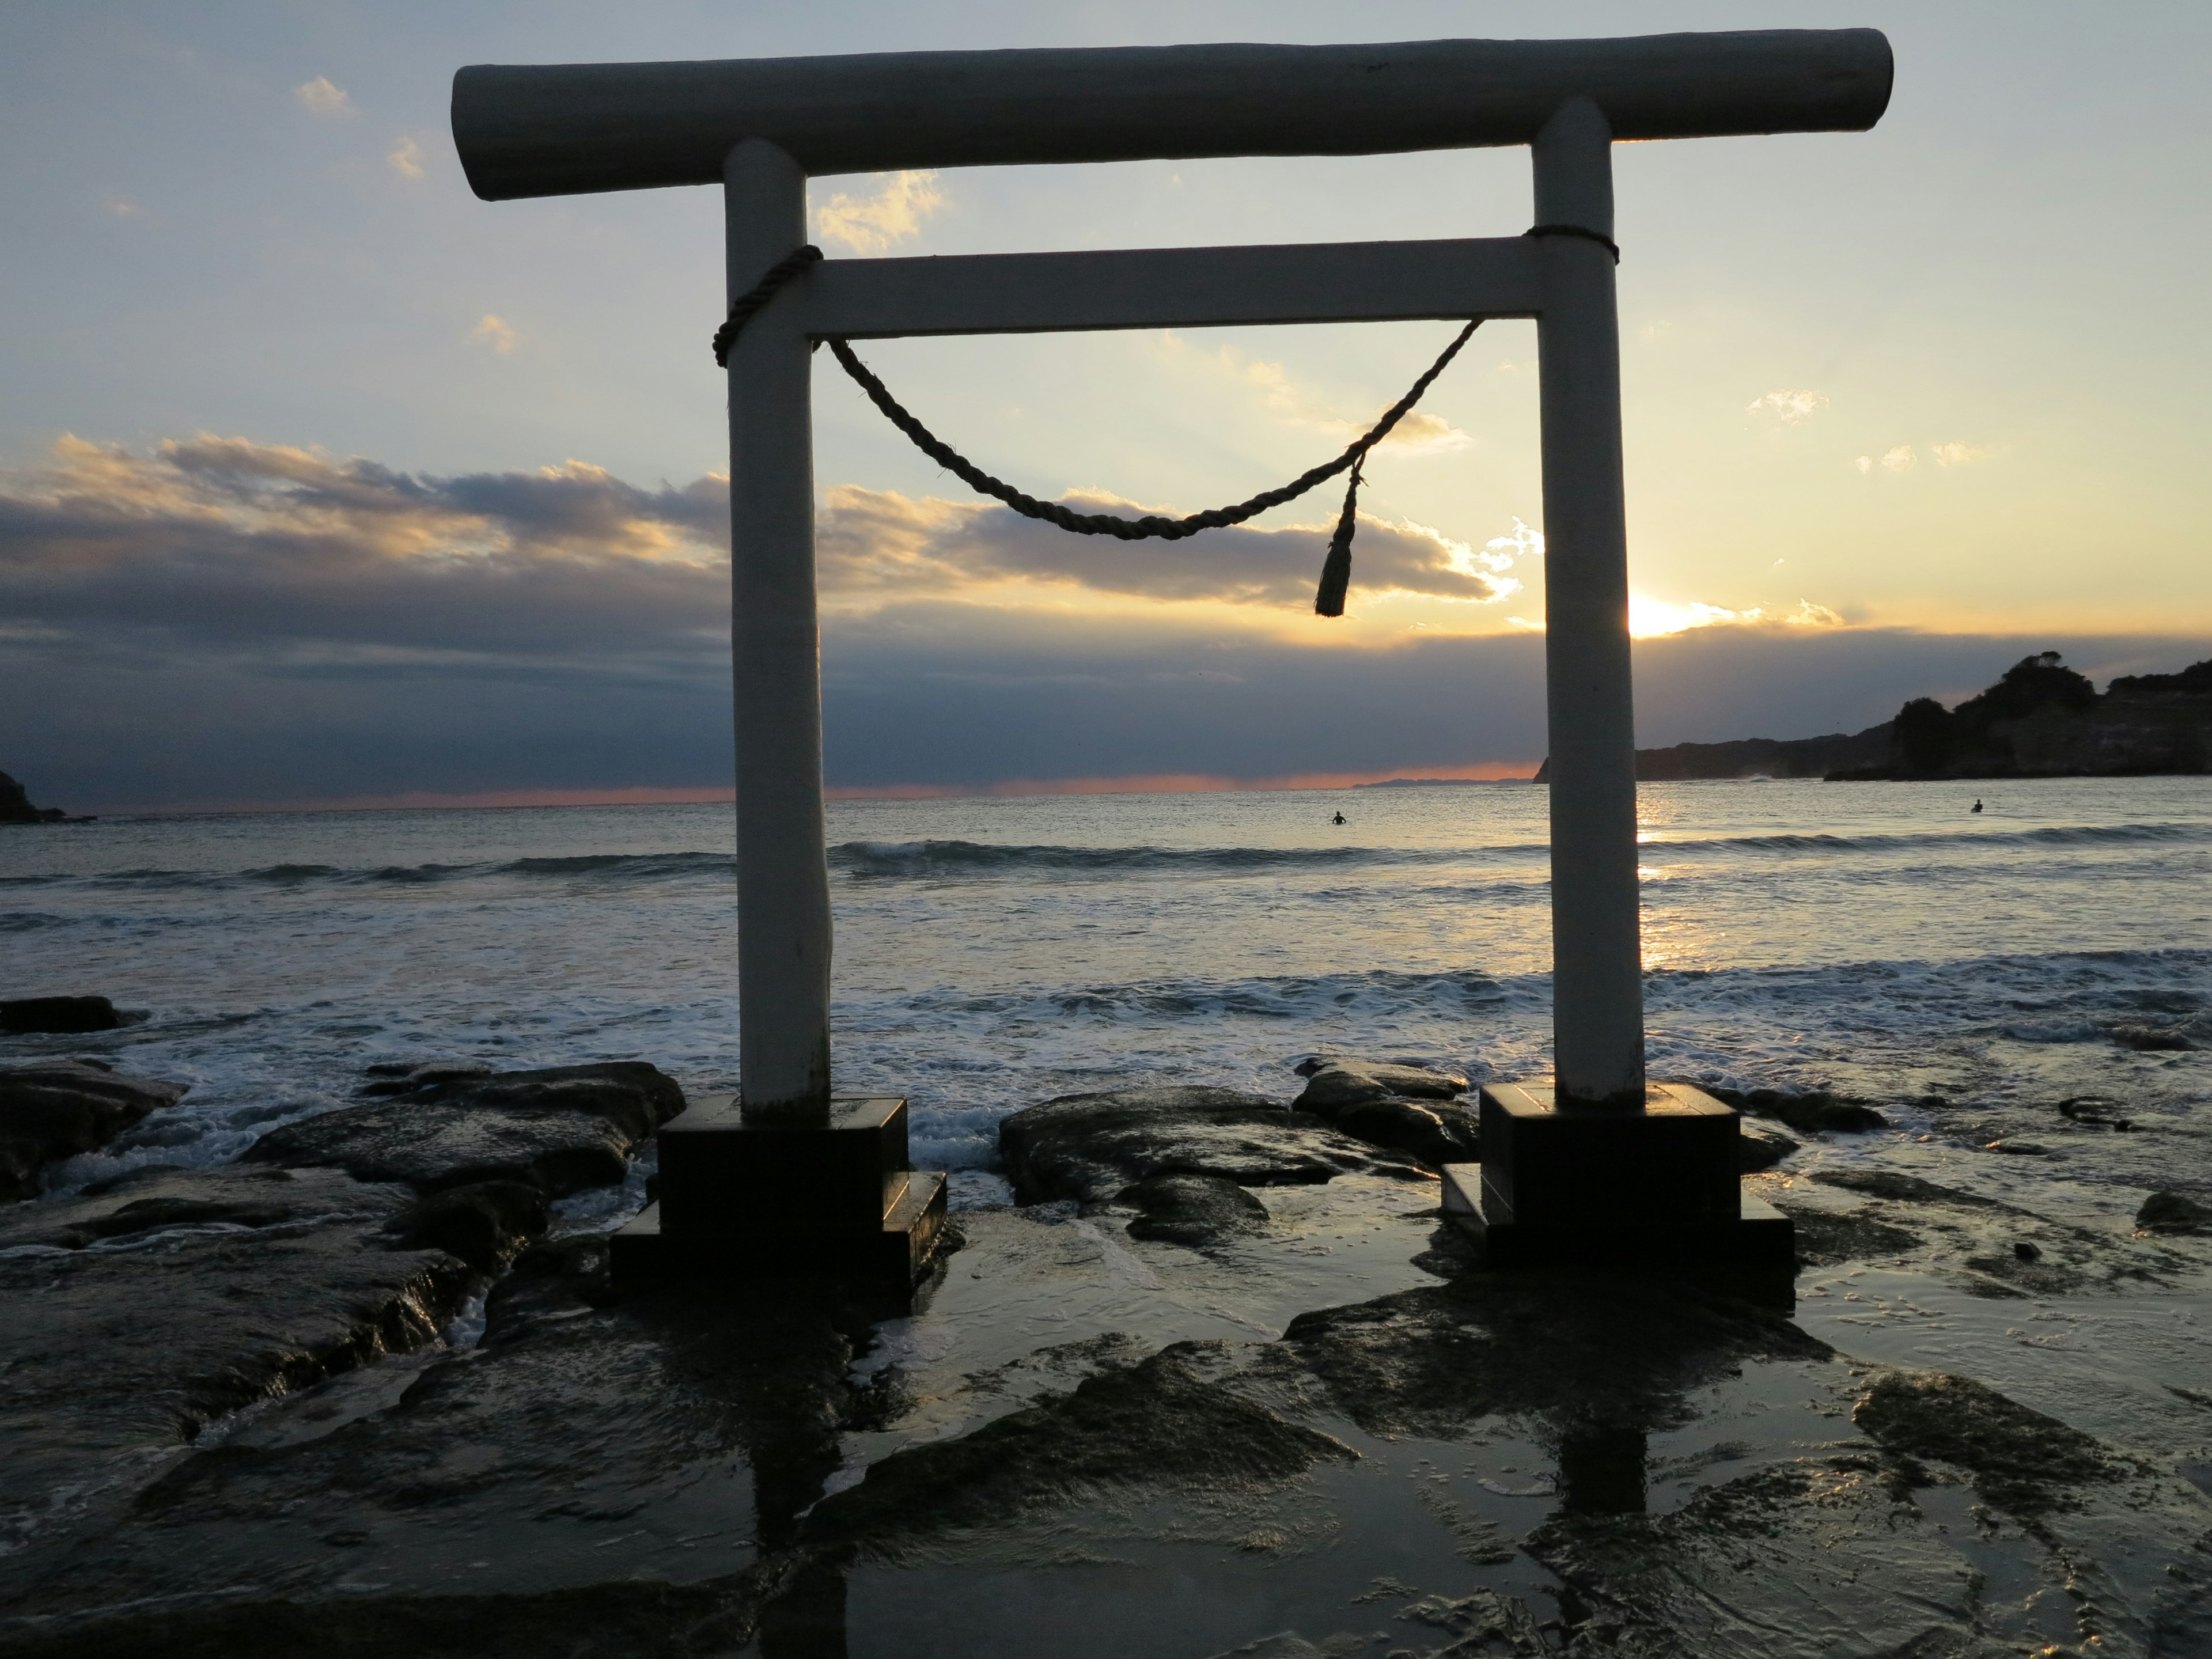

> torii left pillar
[611,135,948,1295]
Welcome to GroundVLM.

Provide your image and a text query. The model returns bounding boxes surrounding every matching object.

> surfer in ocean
[1331,811,1347,825]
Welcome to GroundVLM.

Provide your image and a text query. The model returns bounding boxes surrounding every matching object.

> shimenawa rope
[709,236,1627,613]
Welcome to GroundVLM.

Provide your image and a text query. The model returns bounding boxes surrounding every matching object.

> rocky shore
[3,1032,2210,1658]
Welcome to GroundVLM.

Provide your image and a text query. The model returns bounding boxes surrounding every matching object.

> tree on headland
[1874,652,2099,778]
[1622,650,2212,782]
[1891,697,1955,775]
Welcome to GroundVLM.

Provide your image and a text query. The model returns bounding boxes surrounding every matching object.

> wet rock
[2137,1190,2212,1234]
[0,1272,847,1652]
[2112,1024,2196,1052]
[356,1059,494,1097]
[386,1179,548,1271]
[1122,1173,1271,1246]
[1852,1369,2118,1512]
[1290,1066,1391,1110]
[482,1234,615,1343]
[1810,1168,1998,1207]
[1707,1085,1890,1135]
[1738,1124,1800,1172]
[0,1575,782,1659]
[1316,1097,1480,1166]
[1268,1275,1829,1441]
[807,1344,1354,1554]
[1292,1058,1467,1106]
[1395,1590,1548,1656]
[0,995,126,1035]
[999,1086,1407,1205]
[2058,1095,2133,1129]
[0,1059,189,1202]
[1526,1459,1986,1657]
[242,1060,684,1197]
[0,1165,469,1589]
[1780,1207,1922,1268]
[1200,1635,1328,1659]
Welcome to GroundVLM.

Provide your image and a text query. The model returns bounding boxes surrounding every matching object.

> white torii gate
[452,31,1891,1284]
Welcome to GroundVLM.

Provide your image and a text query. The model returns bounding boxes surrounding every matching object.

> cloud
[1172,340,1471,454]
[1854,455,1873,475]
[1746,389,1829,426]
[0,434,729,664]
[815,486,1516,611]
[1629,594,1843,639]
[293,77,354,119]
[13,429,2194,813]
[388,138,425,180]
[1932,441,1997,468]
[468,314,518,354]
[104,195,145,219]
[1882,444,1918,473]
[814,171,944,255]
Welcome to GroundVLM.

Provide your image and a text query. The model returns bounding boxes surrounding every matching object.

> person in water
[1331,811,1347,825]
[1972,798,1984,814]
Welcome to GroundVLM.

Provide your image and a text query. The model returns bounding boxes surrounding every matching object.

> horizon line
[93,761,1540,818]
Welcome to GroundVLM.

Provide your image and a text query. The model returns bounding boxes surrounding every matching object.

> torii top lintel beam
[452,30,1892,202]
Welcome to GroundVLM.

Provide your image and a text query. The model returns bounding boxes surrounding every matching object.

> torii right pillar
[1439,97,1794,1275]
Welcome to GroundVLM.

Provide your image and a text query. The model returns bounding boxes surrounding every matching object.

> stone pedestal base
[1441,1080,1793,1271]
[611,1093,948,1298]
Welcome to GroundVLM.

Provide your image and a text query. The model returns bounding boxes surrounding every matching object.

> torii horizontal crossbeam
[453,31,1892,200]
[790,237,1543,340]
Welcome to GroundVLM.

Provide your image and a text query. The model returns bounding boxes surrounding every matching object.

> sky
[1,1,2207,812]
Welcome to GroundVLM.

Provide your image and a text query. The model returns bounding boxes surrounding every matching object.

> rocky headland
[2,1028,2210,1657]
[0,771,88,825]
[1533,650,2212,782]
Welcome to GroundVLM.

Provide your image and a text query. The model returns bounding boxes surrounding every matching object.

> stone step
[609,1171,948,1294]
[655,1093,911,1235]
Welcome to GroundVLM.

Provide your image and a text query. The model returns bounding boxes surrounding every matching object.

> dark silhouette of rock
[999,1085,1409,1205]
[0,770,73,825]
[1318,1097,1480,1166]
[2137,1190,2212,1234]
[242,1060,683,1197]
[1703,1085,1889,1135]
[387,1179,551,1270]
[0,995,127,1035]
[1285,1060,1479,1165]
[0,1163,472,1600]
[1853,1369,2116,1513]
[2112,1024,2196,1052]
[809,1346,1354,1549]
[0,1059,190,1202]
[1290,1057,1468,1099]
[1738,1124,1800,1172]
[1543,650,2212,783]
[1120,1173,1271,1245]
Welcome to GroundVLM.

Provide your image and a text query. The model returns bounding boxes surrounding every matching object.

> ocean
[5,775,2211,1210]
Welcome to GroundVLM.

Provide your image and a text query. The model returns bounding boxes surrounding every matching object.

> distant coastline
[1351,777,1535,789]
[1532,652,2212,784]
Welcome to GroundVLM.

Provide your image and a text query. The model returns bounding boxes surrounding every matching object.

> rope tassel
[1313,459,1363,618]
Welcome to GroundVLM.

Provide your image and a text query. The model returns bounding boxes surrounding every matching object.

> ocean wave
[1648,820,2212,859]
[0,850,738,895]
[3,819,2202,899]
[829,839,1483,877]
